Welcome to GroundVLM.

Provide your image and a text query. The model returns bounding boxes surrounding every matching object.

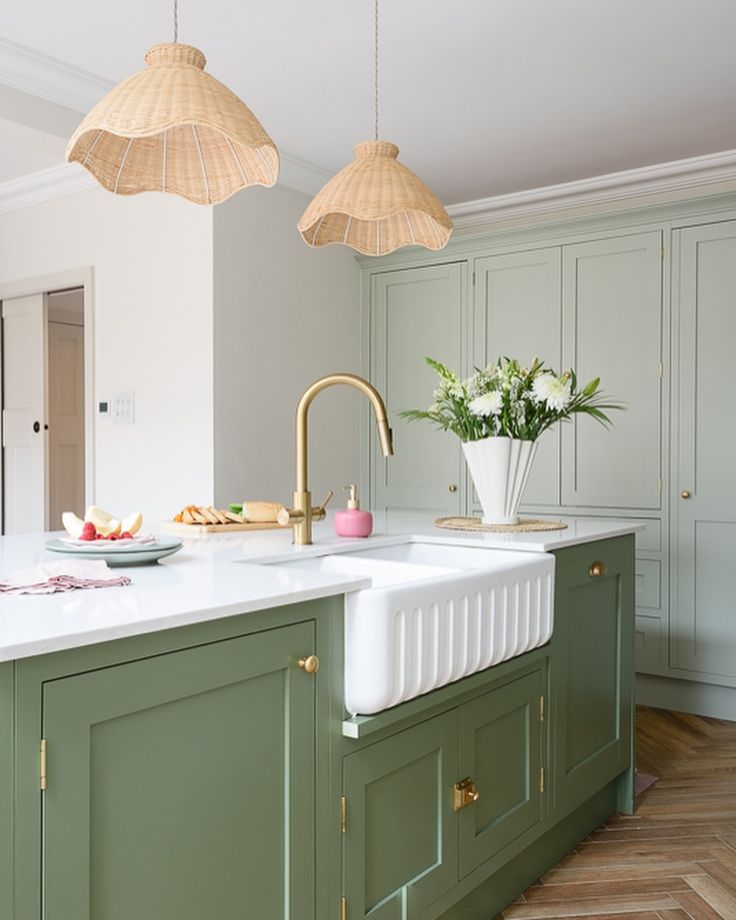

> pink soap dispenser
[334,484,373,538]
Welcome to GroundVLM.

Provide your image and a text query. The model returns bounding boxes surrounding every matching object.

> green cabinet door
[42,622,316,920]
[458,670,544,878]
[343,713,458,920]
[473,249,562,507]
[672,221,736,682]
[561,232,663,510]
[369,263,467,517]
[552,538,634,817]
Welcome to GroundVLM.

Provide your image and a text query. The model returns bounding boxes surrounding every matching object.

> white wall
[0,186,214,526]
[214,184,362,509]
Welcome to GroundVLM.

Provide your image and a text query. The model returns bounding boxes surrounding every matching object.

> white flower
[532,374,572,411]
[469,392,503,417]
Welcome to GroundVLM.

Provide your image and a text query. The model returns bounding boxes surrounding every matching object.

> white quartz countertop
[0,513,642,663]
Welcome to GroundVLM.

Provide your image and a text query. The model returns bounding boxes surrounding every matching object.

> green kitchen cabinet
[342,668,546,919]
[560,232,663,511]
[368,262,468,517]
[342,712,459,920]
[457,669,544,878]
[671,221,736,684]
[552,537,634,818]
[472,248,562,507]
[39,619,318,920]
[3,598,350,920]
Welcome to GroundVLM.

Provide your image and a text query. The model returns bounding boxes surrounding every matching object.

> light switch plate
[112,391,135,425]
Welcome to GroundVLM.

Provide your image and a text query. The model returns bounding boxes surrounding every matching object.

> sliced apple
[61,511,85,539]
[120,511,143,536]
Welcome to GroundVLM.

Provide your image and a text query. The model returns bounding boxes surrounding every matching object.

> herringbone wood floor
[500,706,736,920]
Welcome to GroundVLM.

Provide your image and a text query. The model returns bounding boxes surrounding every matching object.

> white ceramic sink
[269,540,555,716]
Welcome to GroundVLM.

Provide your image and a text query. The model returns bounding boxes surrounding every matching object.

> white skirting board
[636,674,736,722]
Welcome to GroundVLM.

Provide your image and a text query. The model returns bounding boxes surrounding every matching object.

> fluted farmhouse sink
[270,540,554,715]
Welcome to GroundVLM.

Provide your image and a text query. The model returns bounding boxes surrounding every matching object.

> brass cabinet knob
[681,490,691,499]
[453,777,480,811]
[448,484,458,493]
[589,561,607,578]
[298,655,320,674]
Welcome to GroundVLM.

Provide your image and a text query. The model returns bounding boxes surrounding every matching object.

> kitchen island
[0,516,640,920]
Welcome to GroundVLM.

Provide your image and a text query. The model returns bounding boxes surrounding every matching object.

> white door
[2,294,48,533]
[48,321,85,528]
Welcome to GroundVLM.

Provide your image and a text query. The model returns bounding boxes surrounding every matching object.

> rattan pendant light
[66,1,278,205]
[298,0,452,255]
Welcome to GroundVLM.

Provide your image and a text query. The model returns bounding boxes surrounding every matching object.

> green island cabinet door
[552,538,634,818]
[41,621,316,920]
[342,712,458,920]
[457,669,544,879]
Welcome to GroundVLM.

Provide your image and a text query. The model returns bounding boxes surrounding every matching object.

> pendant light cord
[374,0,379,140]
[173,0,179,43]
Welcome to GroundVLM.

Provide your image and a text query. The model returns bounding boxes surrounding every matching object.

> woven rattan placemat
[434,516,568,533]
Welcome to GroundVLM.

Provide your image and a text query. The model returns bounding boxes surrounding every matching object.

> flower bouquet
[401,357,622,524]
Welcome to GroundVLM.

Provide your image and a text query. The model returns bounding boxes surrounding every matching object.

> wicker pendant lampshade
[298,140,452,255]
[66,39,278,205]
[298,0,452,255]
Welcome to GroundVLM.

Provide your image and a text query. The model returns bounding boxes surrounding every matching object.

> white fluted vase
[462,437,538,525]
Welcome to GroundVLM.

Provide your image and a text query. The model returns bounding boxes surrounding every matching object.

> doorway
[1,270,94,534]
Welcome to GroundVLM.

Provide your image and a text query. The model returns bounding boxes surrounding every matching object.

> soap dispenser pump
[334,484,373,538]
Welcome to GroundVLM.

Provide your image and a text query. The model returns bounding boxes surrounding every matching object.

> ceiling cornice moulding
[448,149,736,230]
[0,36,112,112]
[0,163,96,213]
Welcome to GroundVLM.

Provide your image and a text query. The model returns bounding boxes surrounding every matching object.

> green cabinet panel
[343,712,458,919]
[42,621,316,920]
[672,221,736,682]
[458,670,543,878]
[561,232,663,510]
[473,249,562,506]
[552,538,634,817]
[369,263,467,516]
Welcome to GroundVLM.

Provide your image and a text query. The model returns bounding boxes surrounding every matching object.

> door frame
[0,268,95,529]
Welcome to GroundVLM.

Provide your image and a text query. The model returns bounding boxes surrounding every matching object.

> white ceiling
[2,0,736,204]
[0,117,66,182]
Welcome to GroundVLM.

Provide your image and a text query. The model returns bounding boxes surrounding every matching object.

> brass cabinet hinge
[341,896,347,920]
[40,739,47,792]
[539,695,545,723]
[341,795,347,833]
[658,361,664,380]
[472,271,476,286]
[540,766,545,794]
[658,478,663,495]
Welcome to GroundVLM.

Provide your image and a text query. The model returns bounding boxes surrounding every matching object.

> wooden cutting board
[161,520,285,536]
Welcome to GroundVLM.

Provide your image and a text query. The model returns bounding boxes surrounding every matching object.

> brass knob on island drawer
[448,484,458,493]
[681,490,691,499]
[298,655,320,674]
[589,561,607,578]
[453,777,480,811]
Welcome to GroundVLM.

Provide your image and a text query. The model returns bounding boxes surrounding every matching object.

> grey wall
[213,183,362,509]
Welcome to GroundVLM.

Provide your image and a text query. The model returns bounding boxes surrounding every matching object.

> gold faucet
[278,373,394,545]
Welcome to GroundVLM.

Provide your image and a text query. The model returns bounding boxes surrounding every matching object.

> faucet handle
[312,490,334,522]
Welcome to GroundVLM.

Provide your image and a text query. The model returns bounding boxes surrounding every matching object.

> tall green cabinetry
[0,535,635,920]
[362,196,736,717]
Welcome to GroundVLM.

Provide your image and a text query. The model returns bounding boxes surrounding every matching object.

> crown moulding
[2,38,736,221]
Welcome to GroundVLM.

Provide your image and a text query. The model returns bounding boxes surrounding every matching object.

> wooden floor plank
[502,708,736,920]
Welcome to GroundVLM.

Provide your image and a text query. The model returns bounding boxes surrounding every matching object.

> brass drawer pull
[453,777,480,811]
[448,484,458,493]
[298,655,320,674]
[589,561,607,578]
[681,490,691,499]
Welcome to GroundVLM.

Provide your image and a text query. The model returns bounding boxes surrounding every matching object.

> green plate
[46,537,183,566]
